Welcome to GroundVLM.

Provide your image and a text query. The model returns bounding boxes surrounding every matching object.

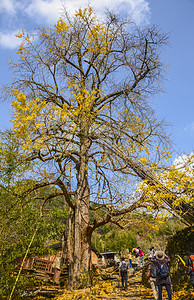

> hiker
[128,251,132,268]
[137,247,144,267]
[186,252,194,288]
[132,247,139,257]
[149,246,156,257]
[119,257,129,290]
[151,251,172,300]
[146,255,158,300]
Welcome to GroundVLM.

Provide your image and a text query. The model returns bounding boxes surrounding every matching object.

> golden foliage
[137,155,194,209]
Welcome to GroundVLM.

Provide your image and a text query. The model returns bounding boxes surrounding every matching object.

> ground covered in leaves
[53,271,155,300]
[23,268,194,300]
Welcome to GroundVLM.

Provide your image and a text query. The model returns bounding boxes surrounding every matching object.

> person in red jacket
[137,247,144,267]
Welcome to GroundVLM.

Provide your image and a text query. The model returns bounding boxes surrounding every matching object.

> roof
[100,251,117,255]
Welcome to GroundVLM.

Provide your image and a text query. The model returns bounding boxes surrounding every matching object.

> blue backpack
[157,263,169,278]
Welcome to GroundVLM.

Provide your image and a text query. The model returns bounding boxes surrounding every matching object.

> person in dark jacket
[119,257,129,290]
[147,255,158,300]
[151,251,172,300]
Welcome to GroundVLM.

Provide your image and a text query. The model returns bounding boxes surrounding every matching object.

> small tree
[6,7,174,287]
[0,131,69,296]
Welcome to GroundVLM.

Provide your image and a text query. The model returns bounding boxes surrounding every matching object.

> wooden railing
[30,257,54,274]
[18,257,54,274]
[17,257,62,283]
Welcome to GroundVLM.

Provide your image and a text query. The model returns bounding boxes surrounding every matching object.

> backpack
[120,261,128,272]
[157,263,169,279]
[150,263,157,278]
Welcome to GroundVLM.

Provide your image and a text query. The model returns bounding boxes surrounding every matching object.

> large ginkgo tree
[6,6,184,287]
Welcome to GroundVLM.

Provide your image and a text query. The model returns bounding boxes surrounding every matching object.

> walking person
[149,246,156,257]
[137,247,144,268]
[128,251,132,268]
[119,257,129,290]
[147,255,159,300]
[132,247,139,256]
[152,251,172,300]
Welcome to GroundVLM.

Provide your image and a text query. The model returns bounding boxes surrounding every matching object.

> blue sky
[0,0,193,159]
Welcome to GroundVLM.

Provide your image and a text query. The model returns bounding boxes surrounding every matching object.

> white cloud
[0,31,21,49]
[0,0,150,49]
[24,0,150,25]
[184,121,194,134]
[25,0,64,24]
[0,0,15,14]
[128,0,150,24]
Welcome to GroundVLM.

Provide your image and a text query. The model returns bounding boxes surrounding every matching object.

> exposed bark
[67,208,75,284]
[67,133,91,287]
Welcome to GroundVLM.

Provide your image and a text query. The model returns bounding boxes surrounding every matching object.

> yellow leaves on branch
[15,30,33,58]
[75,7,93,19]
[163,165,194,201]
[53,7,114,56]
[54,18,70,33]
[11,81,101,150]
[137,161,194,208]
[11,90,46,148]
[75,7,113,55]
[87,23,113,55]
[65,78,100,122]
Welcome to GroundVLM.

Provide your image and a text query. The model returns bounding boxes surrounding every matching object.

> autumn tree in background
[5,6,174,287]
[137,152,194,225]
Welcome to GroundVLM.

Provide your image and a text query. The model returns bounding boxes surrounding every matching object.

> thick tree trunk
[80,200,91,272]
[67,134,91,288]
[67,208,75,285]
